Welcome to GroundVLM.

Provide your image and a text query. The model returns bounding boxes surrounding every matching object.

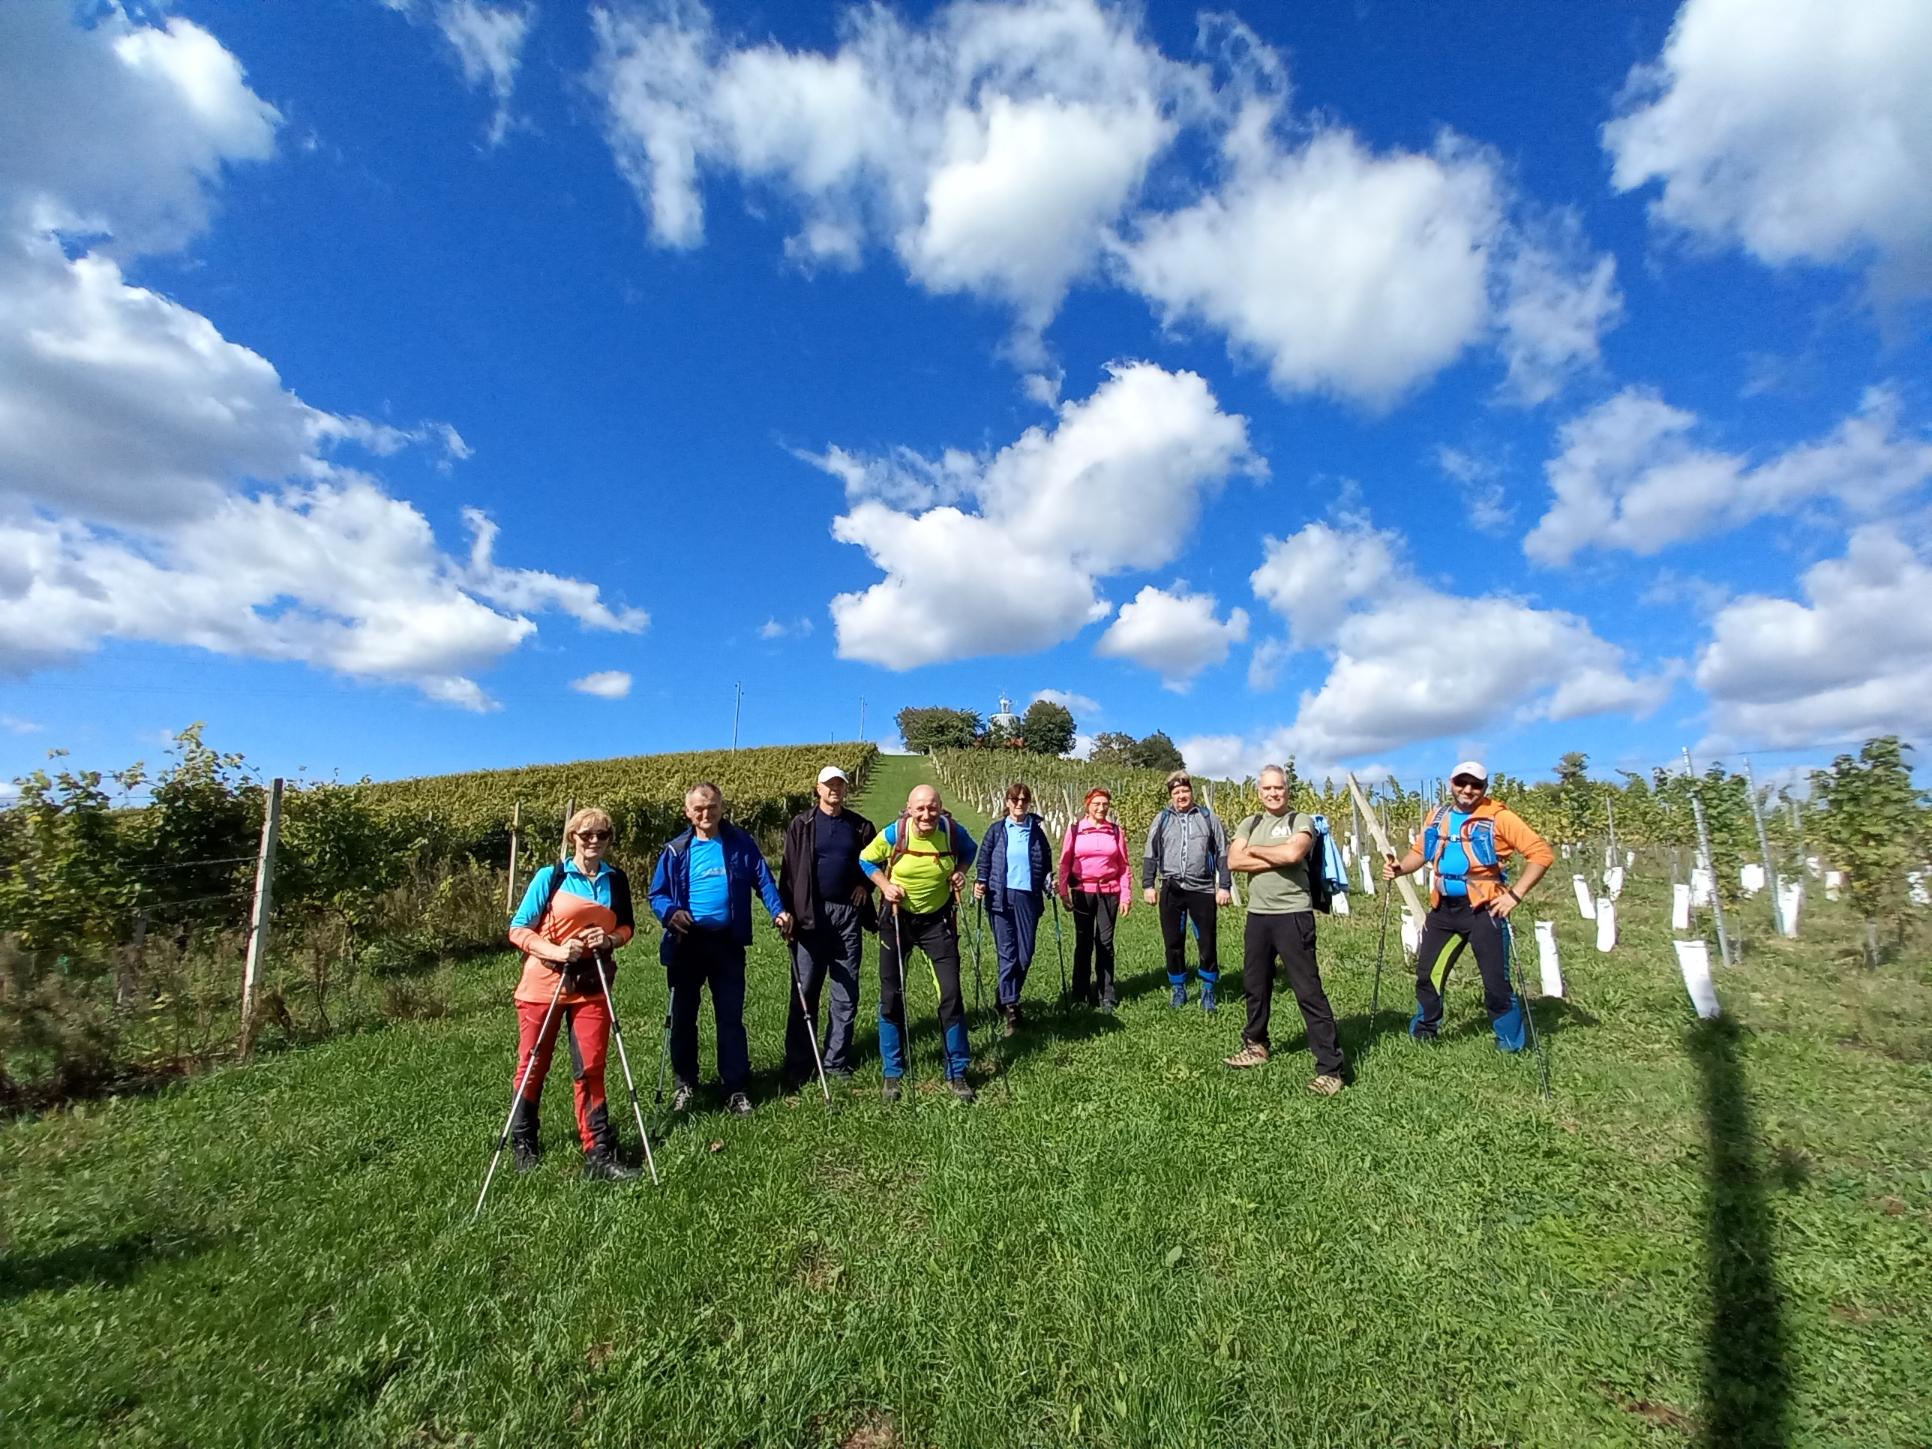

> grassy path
[2,841,1929,1443]
[848,751,988,836]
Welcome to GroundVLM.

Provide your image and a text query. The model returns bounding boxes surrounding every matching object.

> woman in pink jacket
[1058,787,1133,1011]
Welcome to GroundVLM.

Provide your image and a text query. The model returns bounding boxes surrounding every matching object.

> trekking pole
[1368,877,1392,1036]
[969,893,986,1017]
[891,904,915,1103]
[474,965,568,1220]
[788,941,832,1104]
[651,1000,672,1133]
[1504,917,1552,1100]
[1049,889,1067,1003]
[592,949,661,1185]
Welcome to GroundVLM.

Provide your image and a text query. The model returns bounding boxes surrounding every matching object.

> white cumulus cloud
[1095,585,1248,691]
[1696,527,1932,747]
[570,669,633,699]
[381,0,537,145]
[821,362,1258,671]
[0,6,641,707]
[1526,386,1932,565]
[1032,688,1099,716]
[590,0,1182,339]
[1605,0,1932,301]
[1208,514,1665,767]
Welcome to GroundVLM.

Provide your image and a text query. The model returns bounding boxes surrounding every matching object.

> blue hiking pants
[989,891,1043,1006]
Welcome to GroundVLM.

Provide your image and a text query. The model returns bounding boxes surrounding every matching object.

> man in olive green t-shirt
[1225,764,1347,1095]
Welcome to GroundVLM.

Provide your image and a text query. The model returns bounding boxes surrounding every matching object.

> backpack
[1308,814,1350,914]
[888,812,961,872]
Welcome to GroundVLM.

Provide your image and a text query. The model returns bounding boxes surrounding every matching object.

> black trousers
[878,905,971,1080]
[1242,911,1344,1076]
[1069,890,1120,1005]
[1159,885,1219,980]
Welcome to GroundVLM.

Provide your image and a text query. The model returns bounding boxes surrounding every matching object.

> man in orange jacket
[1383,760,1551,1050]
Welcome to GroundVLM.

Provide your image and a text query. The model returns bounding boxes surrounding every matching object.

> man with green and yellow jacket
[860,783,979,1103]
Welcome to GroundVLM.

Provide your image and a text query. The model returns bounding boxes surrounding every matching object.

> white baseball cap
[1450,760,1488,783]
[817,765,850,784]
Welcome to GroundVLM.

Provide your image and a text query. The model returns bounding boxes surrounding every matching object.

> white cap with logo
[817,765,850,785]
[1450,760,1488,783]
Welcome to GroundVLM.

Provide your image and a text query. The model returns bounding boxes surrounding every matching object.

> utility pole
[731,681,742,752]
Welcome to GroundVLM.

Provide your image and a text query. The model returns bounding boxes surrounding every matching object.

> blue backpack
[1308,814,1350,914]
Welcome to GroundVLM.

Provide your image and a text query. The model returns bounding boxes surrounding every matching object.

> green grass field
[2,756,1928,1446]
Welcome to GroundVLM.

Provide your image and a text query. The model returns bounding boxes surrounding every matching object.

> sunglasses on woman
[576,829,611,841]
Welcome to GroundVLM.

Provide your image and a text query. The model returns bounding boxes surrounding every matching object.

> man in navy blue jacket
[649,781,790,1115]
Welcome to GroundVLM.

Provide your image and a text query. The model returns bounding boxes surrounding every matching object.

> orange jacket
[1421,797,1553,908]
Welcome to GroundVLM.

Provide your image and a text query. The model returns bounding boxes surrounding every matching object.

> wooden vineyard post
[560,797,575,862]
[505,802,522,914]
[1346,773,1426,921]
[240,777,284,1058]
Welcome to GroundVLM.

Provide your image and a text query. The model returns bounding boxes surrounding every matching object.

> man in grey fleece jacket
[1141,770,1232,1010]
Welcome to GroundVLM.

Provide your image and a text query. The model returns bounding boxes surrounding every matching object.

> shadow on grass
[1687,1016,1789,1448]
[0,1229,213,1303]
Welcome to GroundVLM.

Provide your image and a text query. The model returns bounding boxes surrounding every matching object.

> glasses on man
[1450,777,1482,789]
[576,829,612,841]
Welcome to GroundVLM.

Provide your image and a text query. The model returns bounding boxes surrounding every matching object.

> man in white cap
[776,765,878,1086]
[1383,760,1552,1050]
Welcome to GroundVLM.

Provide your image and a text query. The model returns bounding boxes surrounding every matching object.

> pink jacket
[1058,818,1132,905]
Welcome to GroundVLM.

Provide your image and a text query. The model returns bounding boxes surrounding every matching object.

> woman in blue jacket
[973,782,1054,1036]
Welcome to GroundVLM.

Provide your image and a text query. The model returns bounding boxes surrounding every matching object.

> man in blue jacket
[649,781,791,1115]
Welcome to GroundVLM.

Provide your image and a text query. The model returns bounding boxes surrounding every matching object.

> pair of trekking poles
[474,946,659,1218]
[1364,878,1550,1097]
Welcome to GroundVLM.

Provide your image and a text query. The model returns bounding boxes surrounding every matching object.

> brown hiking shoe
[1308,1073,1344,1097]
[1223,1042,1270,1069]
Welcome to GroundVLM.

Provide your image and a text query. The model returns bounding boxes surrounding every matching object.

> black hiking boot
[583,1150,639,1182]
[512,1140,541,1173]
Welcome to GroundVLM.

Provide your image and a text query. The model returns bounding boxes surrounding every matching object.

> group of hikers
[499,759,1554,1179]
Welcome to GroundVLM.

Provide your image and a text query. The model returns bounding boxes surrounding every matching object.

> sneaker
[1308,1074,1344,1097]
[1170,982,1188,1008]
[1201,984,1218,1014]
[881,1077,903,1103]
[948,1076,977,1103]
[583,1150,639,1181]
[1224,1041,1270,1069]
[725,1092,753,1116]
[1100,997,1117,1015]
[511,1141,541,1173]
[670,1082,697,1112]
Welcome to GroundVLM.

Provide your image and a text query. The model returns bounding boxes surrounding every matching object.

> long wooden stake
[1346,772,1426,920]
[1683,748,1735,968]
[240,777,284,1057]
[1742,757,1785,937]
[560,796,575,863]
[505,801,522,914]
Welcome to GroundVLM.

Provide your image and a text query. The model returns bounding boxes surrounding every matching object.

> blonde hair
[566,806,615,843]
[1164,770,1193,793]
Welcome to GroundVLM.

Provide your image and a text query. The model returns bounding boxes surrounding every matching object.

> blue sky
[3,0,1931,796]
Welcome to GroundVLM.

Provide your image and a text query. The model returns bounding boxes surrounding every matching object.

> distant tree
[1555,751,1590,786]
[1125,731,1185,773]
[1087,731,1137,765]
[1813,736,1928,966]
[896,706,982,753]
[1020,700,1076,756]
